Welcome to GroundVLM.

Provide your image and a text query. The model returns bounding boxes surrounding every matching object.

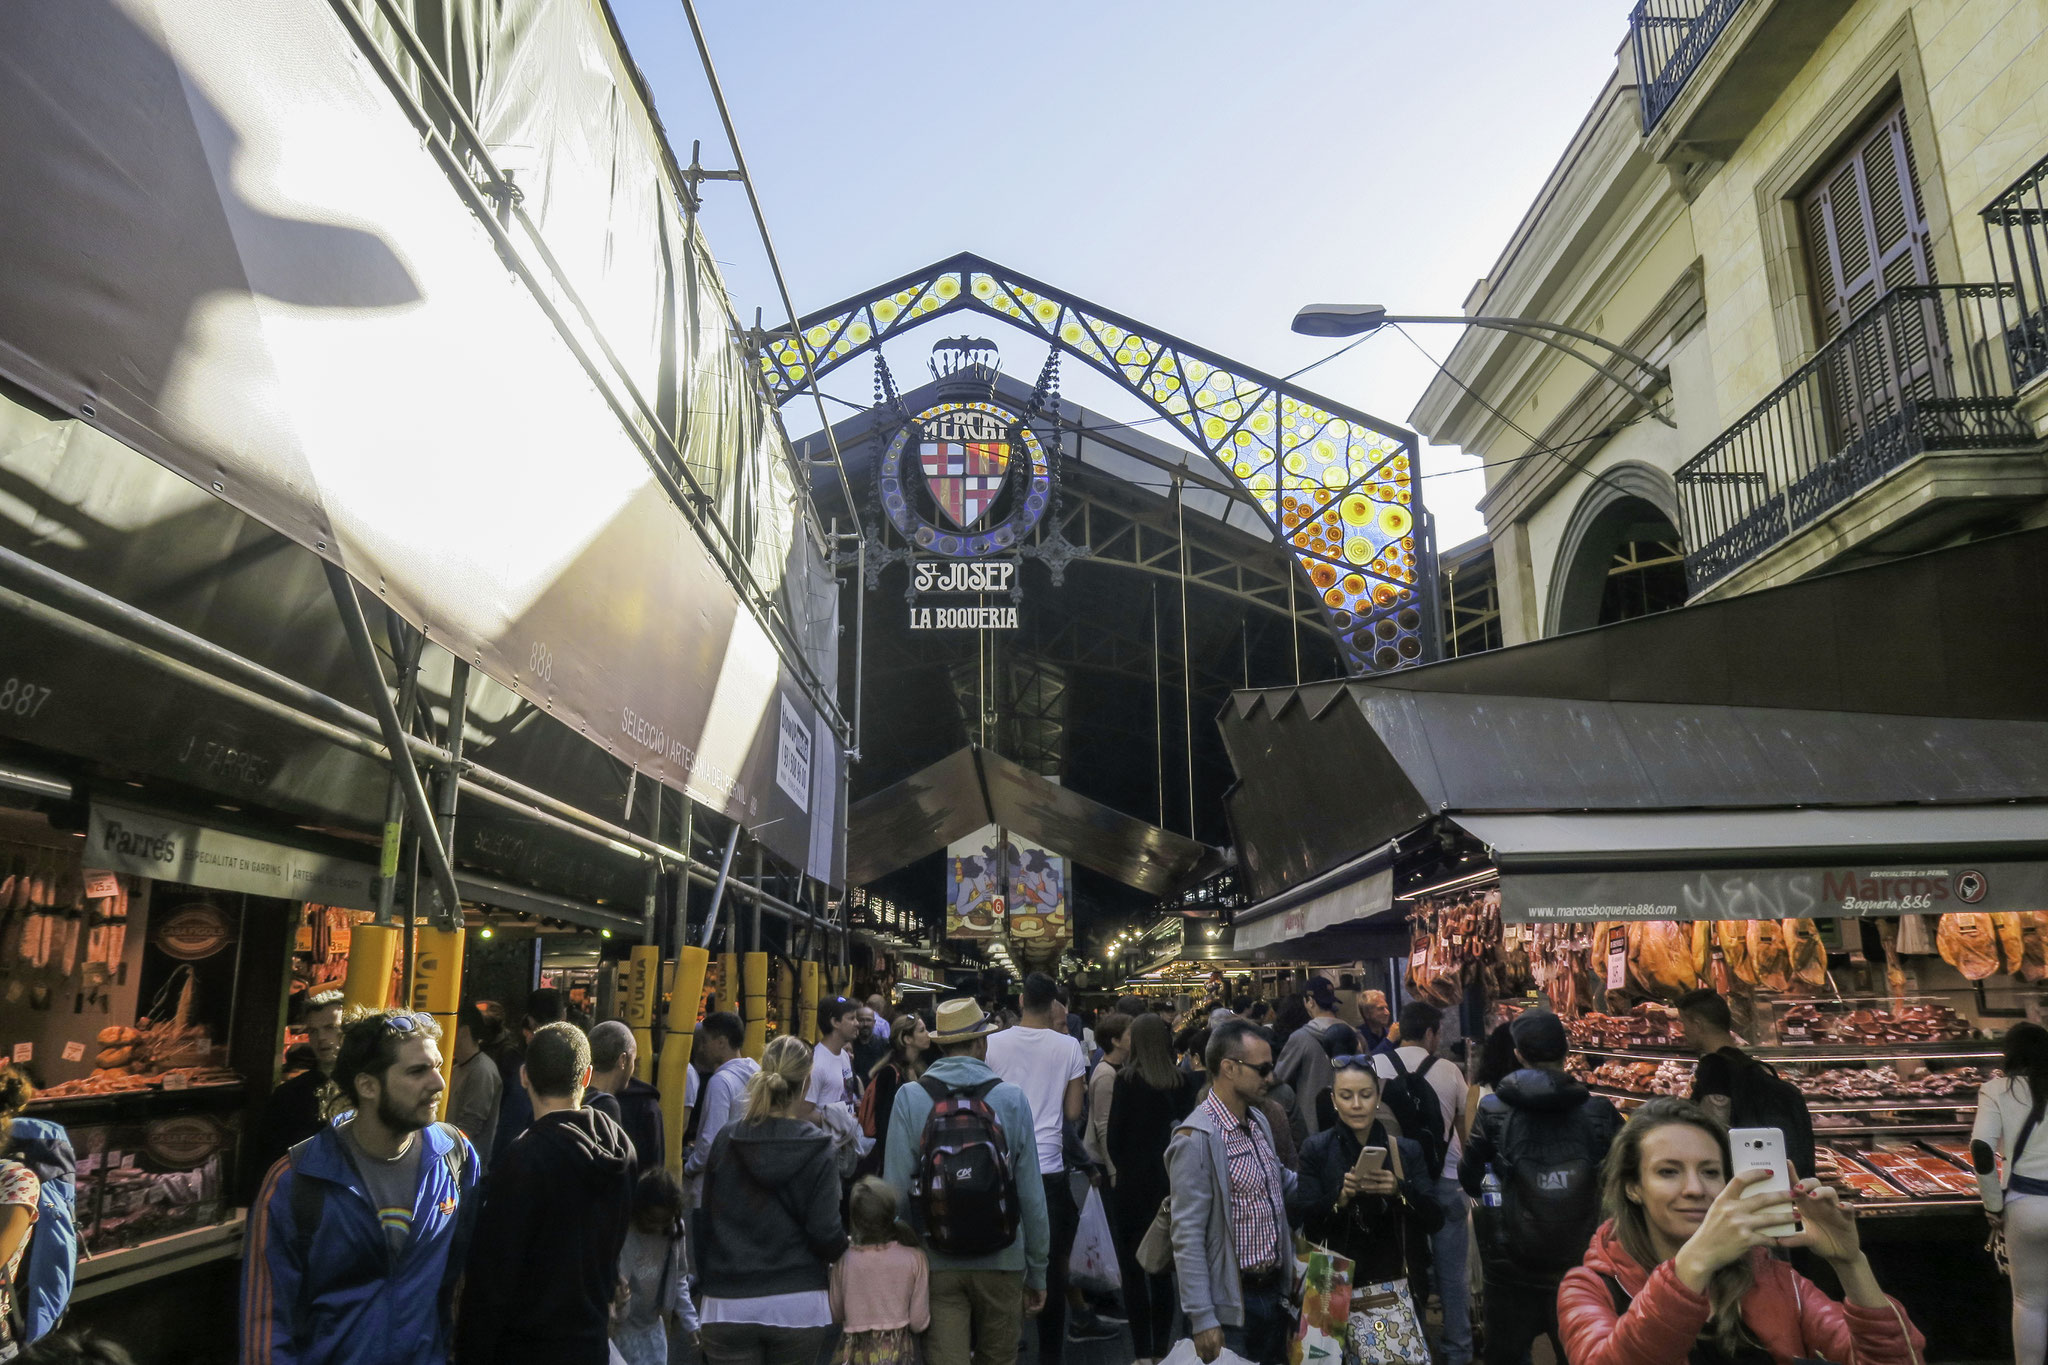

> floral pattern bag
[1343,1277,1429,1365]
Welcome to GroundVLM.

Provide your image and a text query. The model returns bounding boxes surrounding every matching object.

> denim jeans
[1220,1281,1292,1365]
[1430,1175,1472,1365]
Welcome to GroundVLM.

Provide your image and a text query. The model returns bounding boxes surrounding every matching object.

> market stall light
[1394,867,1500,902]
[479,926,494,939]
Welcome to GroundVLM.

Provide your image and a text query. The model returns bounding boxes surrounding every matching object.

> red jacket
[1557,1221,1924,1365]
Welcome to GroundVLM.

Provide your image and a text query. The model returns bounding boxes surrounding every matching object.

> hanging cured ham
[1628,921,1700,995]
[1992,913,2027,975]
[1784,919,1827,987]
[1716,920,1756,984]
[1748,919,1793,992]
[1938,913,2002,980]
[2019,912,2048,982]
[1689,921,1713,981]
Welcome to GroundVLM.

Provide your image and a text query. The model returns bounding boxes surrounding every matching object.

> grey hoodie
[694,1116,850,1299]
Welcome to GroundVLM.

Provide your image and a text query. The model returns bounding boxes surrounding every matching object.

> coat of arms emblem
[917,407,1013,530]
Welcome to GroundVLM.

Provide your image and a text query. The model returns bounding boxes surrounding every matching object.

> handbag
[1345,1277,1429,1365]
[1136,1195,1174,1275]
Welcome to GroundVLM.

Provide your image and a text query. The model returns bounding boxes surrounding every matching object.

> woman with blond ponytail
[695,1034,850,1365]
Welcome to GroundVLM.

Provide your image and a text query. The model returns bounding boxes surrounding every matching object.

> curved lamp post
[1292,304,1676,428]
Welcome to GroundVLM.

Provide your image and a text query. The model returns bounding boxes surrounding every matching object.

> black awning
[846,745,1224,894]
[1221,530,2048,903]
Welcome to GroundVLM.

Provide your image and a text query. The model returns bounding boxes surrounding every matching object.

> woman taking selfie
[1557,1098,1923,1365]
[1290,1057,1440,1355]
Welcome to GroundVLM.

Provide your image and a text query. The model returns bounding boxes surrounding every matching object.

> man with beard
[242,1010,478,1365]
[240,989,345,1204]
[1168,1018,1295,1365]
[458,1022,635,1364]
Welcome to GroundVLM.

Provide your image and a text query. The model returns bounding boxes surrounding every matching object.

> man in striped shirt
[1167,1019,1295,1365]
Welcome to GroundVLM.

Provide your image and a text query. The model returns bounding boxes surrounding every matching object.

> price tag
[10,1043,30,1064]
[1606,927,1629,990]
[161,1072,189,1092]
[2,983,19,1004]
[61,1041,84,1063]
[84,873,120,899]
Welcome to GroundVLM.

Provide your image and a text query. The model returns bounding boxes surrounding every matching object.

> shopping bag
[1160,1338,1255,1365]
[1345,1278,1429,1365]
[1071,1184,1121,1292]
[1290,1239,1352,1365]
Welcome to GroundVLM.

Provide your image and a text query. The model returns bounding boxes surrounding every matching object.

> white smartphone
[1728,1127,1799,1238]
[1351,1145,1386,1179]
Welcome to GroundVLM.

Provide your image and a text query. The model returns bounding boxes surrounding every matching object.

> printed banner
[1499,860,2048,924]
[945,828,1070,944]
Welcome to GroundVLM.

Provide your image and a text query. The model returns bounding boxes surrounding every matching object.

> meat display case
[1566,996,1995,1217]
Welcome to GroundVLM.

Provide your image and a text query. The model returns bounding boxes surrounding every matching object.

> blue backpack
[8,1117,78,1343]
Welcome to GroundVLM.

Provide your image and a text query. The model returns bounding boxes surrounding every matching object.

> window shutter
[1801,103,1933,343]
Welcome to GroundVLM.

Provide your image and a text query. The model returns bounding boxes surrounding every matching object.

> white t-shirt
[985,1024,1086,1173]
[1374,1045,1466,1180]
[808,1040,856,1113]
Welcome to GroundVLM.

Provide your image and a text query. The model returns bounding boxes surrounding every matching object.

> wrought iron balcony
[1983,152,2048,388]
[1676,284,2033,592]
[1630,0,1748,134]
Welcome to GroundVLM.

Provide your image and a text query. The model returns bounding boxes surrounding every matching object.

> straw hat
[932,997,1000,1041]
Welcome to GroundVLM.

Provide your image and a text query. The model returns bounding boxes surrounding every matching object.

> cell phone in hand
[1729,1127,1799,1239]
[1351,1145,1386,1179]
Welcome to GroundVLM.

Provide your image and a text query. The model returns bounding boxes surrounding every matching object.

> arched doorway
[1547,466,1688,635]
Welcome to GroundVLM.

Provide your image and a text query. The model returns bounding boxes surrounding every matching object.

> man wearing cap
[1458,1010,1623,1365]
[884,996,1051,1365]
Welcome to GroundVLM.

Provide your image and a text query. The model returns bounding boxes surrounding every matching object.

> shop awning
[1220,530,2048,916]
[1456,807,2048,923]
[845,745,1226,894]
[1232,848,1396,955]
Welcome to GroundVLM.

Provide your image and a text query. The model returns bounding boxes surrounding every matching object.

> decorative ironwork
[1676,284,2031,591]
[1982,152,2048,387]
[1630,0,1748,134]
[760,253,1428,676]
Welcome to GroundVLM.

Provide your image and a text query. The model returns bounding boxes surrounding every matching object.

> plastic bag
[1071,1183,1120,1292]
[1159,1337,1255,1365]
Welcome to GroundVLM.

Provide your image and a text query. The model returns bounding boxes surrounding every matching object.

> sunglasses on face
[1231,1058,1276,1078]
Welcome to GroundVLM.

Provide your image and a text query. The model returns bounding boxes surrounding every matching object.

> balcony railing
[1983,152,2048,388]
[1631,0,1748,134]
[1676,284,2031,592]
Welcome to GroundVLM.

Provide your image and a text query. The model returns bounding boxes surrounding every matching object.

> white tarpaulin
[0,0,841,878]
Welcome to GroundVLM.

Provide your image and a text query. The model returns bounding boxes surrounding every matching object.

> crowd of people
[0,967,1991,1365]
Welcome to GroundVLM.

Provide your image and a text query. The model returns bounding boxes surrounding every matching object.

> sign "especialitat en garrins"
[910,559,1019,630]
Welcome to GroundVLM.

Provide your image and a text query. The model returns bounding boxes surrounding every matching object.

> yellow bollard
[799,960,820,1044]
[775,962,795,1038]
[408,925,465,1120]
[341,923,399,1012]
[626,945,660,1082]
[657,946,709,1176]
[742,952,769,1060]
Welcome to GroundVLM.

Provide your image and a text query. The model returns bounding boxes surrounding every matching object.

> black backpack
[1727,1055,1816,1179]
[909,1077,1020,1257]
[1380,1053,1448,1179]
[1498,1104,1607,1275]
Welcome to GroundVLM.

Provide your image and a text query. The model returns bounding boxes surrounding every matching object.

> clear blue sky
[612,1,1633,549]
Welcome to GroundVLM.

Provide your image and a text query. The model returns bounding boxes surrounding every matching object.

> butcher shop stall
[1221,530,2047,1361]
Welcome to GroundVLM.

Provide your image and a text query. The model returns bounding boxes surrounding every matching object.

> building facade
[1418,0,2048,646]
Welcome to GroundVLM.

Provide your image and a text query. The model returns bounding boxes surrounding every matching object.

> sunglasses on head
[381,1013,427,1035]
[1331,1055,1381,1071]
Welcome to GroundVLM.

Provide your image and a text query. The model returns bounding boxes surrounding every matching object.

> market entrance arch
[759,253,1435,675]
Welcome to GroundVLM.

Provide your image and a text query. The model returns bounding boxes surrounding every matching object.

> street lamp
[1291,304,1675,427]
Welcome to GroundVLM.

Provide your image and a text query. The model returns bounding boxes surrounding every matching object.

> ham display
[1784,919,1827,987]
[1992,913,2029,976]
[1773,1002,1972,1045]
[2022,913,2048,982]
[1748,918,1793,991]
[1937,913,2002,980]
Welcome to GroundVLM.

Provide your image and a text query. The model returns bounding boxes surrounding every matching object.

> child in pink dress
[830,1177,930,1365]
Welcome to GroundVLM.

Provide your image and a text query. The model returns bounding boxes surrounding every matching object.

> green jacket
[882,1054,1051,1289]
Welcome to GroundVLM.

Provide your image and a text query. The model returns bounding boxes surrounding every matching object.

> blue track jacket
[241,1119,478,1365]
